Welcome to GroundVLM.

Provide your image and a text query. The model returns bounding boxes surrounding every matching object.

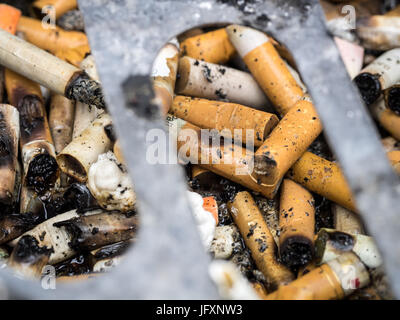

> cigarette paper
[180,28,236,64]
[33,0,77,19]
[210,225,238,260]
[333,204,364,235]
[279,179,316,267]
[228,191,294,290]
[175,56,269,109]
[334,37,364,79]
[226,25,304,115]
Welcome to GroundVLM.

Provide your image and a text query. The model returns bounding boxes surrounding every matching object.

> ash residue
[13,235,53,264]
[57,10,85,31]
[26,154,59,194]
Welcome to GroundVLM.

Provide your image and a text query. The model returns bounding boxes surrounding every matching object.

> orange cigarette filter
[279,179,315,268]
[375,106,400,141]
[33,0,78,19]
[287,151,357,212]
[251,99,322,197]
[228,191,294,290]
[171,96,279,147]
[202,196,218,225]
[252,282,269,299]
[180,28,236,64]
[0,4,21,35]
[226,25,304,115]
[16,16,88,55]
[388,150,400,175]
[54,44,91,67]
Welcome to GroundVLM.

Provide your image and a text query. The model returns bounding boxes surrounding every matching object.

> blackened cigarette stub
[0,213,39,245]
[370,97,400,141]
[63,183,100,213]
[265,252,370,300]
[0,29,105,109]
[180,28,236,64]
[151,43,179,115]
[315,228,382,269]
[251,99,322,197]
[5,69,59,194]
[228,191,294,290]
[287,151,356,212]
[384,84,400,115]
[333,204,364,235]
[171,96,278,147]
[57,113,113,182]
[9,235,52,279]
[49,93,75,154]
[353,48,400,105]
[279,179,315,268]
[54,211,139,251]
[191,165,219,188]
[33,0,77,19]
[176,56,269,109]
[226,25,304,115]
[0,104,19,205]
[57,10,85,31]
[16,16,87,54]
[90,241,130,273]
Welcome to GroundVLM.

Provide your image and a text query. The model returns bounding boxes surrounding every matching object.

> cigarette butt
[287,151,356,212]
[354,48,400,105]
[177,28,203,43]
[9,235,52,279]
[49,93,75,154]
[252,282,269,299]
[53,211,139,251]
[251,99,322,192]
[92,255,123,273]
[381,136,400,152]
[384,83,400,115]
[0,29,104,108]
[152,43,179,115]
[388,150,400,174]
[19,184,43,214]
[33,0,77,19]
[0,4,21,35]
[57,113,112,182]
[333,204,364,235]
[228,191,294,290]
[0,104,19,205]
[202,196,218,225]
[175,56,270,109]
[297,261,317,278]
[370,97,400,141]
[16,16,88,54]
[57,273,100,282]
[226,25,304,115]
[180,28,236,64]
[333,37,364,79]
[191,165,219,187]
[0,213,37,245]
[279,179,316,267]
[210,225,238,260]
[54,44,91,68]
[266,252,370,300]
[171,96,279,147]
[315,228,382,269]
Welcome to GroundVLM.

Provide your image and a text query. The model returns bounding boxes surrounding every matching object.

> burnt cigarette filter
[354,48,400,105]
[315,228,382,269]
[0,213,39,245]
[384,84,400,115]
[279,179,316,268]
[265,252,370,300]
[33,0,77,19]
[171,96,279,147]
[5,69,59,193]
[0,29,105,108]
[53,211,139,251]
[228,191,294,290]
[88,151,136,212]
[0,104,19,205]
[370,97,400,141]
[175,56,269,109]
[251,99,322,196]
[57,113,113,182]
[226,25,304,115]
[152,43,179,115]
[8,235,52,279]
[180,28,236,64]
[333,204,364,235]
[16,16,88,55]
[57,9,85,31]
[287,151,356,212]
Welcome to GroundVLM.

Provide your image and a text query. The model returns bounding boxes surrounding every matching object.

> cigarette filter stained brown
[33,0,77,19]
[226,25,304,115]
[177,28,203,43]
[5,69,59,193]
[191,165,219,188]
[228,191,294,290]
[0,213,37,245]
[333,204,364,235]
[251,99,322,194]
[180,28,236,64]
[152,43,179,115]
[370,97,400,141]
[279,179,315,268]
[176,56,269,109]
[171,96,279,147]
[0,104,19,205]
[16,16,88,55]
[287,151,356,212]
[265,252,369,300]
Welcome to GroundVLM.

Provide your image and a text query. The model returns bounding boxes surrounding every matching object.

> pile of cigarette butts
[0,0,398,300]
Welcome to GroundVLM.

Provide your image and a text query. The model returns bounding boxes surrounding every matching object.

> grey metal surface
[1,0,400,299]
